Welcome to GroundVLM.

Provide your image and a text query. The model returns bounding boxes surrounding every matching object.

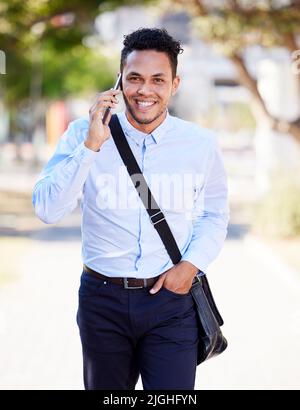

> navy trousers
[76,270,199,390]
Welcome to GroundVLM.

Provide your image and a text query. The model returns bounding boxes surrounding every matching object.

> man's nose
[137,83,153,95]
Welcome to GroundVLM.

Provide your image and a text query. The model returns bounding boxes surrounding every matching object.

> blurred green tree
[169,0,300,144]
[0,0,153,141]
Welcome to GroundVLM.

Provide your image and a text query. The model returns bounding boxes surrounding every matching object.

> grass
[0,190,33,215]
[0,237,32,286]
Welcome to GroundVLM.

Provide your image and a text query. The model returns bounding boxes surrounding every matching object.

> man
[33,28,229,390]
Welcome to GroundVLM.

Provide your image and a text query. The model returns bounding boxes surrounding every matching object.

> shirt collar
[117,109,172,146]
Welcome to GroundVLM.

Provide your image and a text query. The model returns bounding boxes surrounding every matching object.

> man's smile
[133,98,157,112]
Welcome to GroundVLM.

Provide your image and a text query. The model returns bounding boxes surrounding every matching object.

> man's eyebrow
[127,71,142,76]
[126,72,166,77]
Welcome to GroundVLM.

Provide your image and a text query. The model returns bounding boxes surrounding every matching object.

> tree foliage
[187,0,300,56]
[170,0,300,143]
[0,0,152,107]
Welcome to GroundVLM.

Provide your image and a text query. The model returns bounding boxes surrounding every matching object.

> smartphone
[102,73,122,124]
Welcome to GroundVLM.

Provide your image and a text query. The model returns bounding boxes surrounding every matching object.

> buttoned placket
[135,134,155,271]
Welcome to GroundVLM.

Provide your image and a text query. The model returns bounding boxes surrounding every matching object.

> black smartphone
[102,73,122,124]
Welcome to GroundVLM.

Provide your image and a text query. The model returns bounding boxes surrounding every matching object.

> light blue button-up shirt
[32,110,230,278]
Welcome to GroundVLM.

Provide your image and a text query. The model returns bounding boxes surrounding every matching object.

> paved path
[1,213,299,390]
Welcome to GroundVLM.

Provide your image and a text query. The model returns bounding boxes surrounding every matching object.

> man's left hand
[149,261,199,295]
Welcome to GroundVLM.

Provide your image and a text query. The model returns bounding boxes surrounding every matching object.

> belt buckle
[123,278,143,290]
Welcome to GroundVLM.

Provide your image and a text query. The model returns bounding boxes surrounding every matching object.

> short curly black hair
[120,28,183,78]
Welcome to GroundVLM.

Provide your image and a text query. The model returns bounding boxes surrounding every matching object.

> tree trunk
[231,53,300,144]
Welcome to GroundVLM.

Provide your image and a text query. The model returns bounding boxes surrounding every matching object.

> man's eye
[129,77,139,81]
[154,78,163,83]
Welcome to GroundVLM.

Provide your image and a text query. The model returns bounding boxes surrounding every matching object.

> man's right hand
[84,89,121,152]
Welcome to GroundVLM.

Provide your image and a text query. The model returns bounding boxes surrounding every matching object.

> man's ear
[171,75,180,96]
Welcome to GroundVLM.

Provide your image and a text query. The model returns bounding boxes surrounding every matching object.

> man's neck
[125,109,167,134]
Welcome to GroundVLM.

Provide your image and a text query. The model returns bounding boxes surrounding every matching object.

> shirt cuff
[69,141,98,164]
[181,254,207,276]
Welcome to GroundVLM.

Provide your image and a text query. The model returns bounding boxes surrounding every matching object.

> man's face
[121,50,180,130]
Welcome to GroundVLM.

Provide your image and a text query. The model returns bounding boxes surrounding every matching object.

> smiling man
[121,48,178,131]
[33,28,229,390]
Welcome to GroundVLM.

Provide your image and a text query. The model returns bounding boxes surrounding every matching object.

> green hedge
[254,177,300,237]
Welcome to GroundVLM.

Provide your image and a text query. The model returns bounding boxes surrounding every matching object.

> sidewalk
[1,147,299,389]
[0,212,299,389]
[197,230,300,390]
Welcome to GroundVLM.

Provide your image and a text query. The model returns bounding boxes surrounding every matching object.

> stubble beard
[123,94,166,125]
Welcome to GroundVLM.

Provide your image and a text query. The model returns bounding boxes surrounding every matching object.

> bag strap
[109,114,182,265]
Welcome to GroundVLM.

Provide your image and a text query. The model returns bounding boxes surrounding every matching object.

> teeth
[137,101,155,106]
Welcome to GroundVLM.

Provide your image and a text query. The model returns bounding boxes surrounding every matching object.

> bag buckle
[193,274,202,285]
[150,211,165,226]
[123,278,143,289]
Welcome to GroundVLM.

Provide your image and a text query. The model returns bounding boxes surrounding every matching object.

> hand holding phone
[102,73,122,124]
[85,74,122,152]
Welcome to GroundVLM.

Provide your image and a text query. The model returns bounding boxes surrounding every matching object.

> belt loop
[143,278,147,287]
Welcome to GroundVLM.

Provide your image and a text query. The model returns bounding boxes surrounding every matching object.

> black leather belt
[83,265,159,289]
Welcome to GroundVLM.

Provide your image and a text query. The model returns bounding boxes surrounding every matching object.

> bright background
[0,0,300,390]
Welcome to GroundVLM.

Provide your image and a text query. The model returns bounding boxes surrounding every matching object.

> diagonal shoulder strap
[109,114,182,265]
